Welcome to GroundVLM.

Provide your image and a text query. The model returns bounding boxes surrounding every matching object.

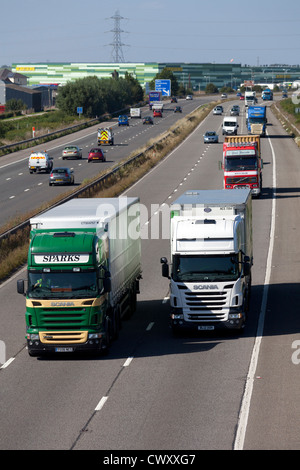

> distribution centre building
[12,62,300,90]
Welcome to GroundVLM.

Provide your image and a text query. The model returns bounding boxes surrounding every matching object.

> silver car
[49,167,74,186]
[203,131,218,143]
[213,106,223,115]
[62,145,82,160]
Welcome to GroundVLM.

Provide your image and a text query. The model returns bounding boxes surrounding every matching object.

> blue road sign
[77,107,83,115]
[155,79,171,96]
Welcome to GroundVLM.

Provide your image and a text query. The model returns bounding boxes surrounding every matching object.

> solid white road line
[234,131,277,450]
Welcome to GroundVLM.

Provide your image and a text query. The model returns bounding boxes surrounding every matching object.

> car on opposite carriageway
[62,145,82,160]
[88,148,106,163]
[49,167,74,186]
[143,116,154,125]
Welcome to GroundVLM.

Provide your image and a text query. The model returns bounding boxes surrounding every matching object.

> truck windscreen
[172,254,240,282]
[28,271,98,298]
[225,156,257,171]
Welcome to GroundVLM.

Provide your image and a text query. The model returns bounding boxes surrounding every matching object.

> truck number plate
[55,347,74,352]
[198,326,214,331]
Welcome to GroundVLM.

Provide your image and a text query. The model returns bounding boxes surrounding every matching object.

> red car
[239,95,245,100]
[88,148,106,163]
[153,109,162,117]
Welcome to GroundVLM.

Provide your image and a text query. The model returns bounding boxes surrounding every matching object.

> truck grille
[39,331,88,344]
[183,287,233,321]
[251,124,263,133]
[38,307,88,328]
[226,177,257,184]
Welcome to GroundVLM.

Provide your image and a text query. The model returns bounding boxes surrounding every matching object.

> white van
[222,116,239,135]
[28,151,53,174]
[130,108,141,118]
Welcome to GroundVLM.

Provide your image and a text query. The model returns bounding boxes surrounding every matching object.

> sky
[2,0,300,67]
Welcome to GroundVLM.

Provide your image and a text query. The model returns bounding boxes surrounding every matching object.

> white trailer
[161,189,253,332]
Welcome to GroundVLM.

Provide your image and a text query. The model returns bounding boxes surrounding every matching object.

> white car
[221,93,227,99]
[213,106,223,115]
[186,95,193,100]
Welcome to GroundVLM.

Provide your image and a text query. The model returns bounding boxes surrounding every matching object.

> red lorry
[220,135,263,197]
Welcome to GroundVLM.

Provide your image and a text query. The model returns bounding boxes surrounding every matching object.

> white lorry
[152,102,163,112]
[130,108,141,119]
[17,197,142,356]
[222,116,239,135]
[244,91,256,107]
[161,189,253,332]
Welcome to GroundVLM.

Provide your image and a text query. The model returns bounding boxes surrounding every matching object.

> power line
[107,10,129,63]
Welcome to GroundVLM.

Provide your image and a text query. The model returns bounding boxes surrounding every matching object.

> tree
[5,98,27,113]
[56,76,105,117]
[56,74,144,118]
[149,67,179,96]
[205,83,218,94]
[124,72,144,103]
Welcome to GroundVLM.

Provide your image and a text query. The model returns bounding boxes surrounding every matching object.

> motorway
[0,97,211,227]
[0,96,299,450]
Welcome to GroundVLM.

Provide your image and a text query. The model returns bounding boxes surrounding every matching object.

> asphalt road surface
[0,96,299,450]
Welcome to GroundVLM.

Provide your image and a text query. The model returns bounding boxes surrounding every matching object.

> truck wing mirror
[103,271,111,293]
[218,161,223,170]
[17,279,25,295]
[243,262,251,277]
[160,257,170,279]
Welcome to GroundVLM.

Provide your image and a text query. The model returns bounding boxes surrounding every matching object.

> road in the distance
[0,97,299,450]
[0,97,214,227]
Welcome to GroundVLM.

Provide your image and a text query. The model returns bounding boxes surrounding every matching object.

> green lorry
[17,198,142,357]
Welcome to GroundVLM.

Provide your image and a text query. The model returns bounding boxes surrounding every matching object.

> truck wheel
[102,317,111,354]
[112,307,121,340]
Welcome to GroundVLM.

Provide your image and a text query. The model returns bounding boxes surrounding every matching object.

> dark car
[88,148,106,162]
[49,167,74,186]
[230,107,239,116]
[174,106,182,113]
[171,97,177,103]
[143,116,154,124]
[62,145,82,160]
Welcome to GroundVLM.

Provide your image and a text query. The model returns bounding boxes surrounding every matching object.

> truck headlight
[26,334,39,340]
[88,333,103,339]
